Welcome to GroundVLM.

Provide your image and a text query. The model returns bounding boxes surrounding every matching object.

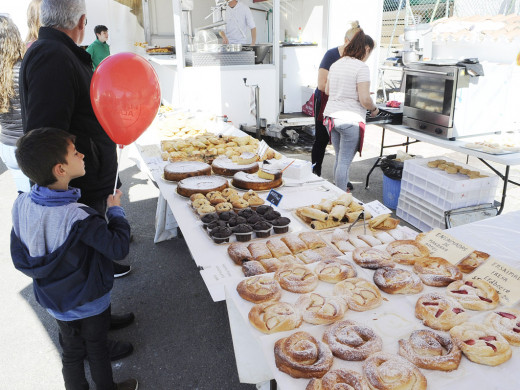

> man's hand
[107,189,123,208]
[222,37,229,44]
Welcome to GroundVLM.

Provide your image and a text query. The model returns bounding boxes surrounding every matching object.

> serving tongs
[347,211,367,234]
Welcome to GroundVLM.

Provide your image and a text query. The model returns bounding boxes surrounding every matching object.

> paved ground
[1,125,519,389]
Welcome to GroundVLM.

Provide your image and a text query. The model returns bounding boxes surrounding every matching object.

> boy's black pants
[56,306,115,390]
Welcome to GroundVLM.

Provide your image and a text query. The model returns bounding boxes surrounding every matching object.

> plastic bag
[380,154,404,180]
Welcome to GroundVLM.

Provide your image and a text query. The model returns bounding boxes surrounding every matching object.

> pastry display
[413,257,463,287]
[274,331,334,379]
[373,267,424,294]
[415,292,468,331]
[352,248,395,269]
[386,240,430,265]
[457,250,490,273]
[333,278,382,311]
[248,301,302,334]
[450,322,512,366]
[315,259,357,283]
[274,264,319,294]
[398,329,462,371]
[362,352,427,390]
[236,275,281,303]
[163,161,211,181]
[177,175,228,197]
[295,293,347,325]
[323,320,383,361]
[446,280,499,310]
[306,369,369,390]
[211,156,259,176]
[232,170,283,191]
[484,309,520,346]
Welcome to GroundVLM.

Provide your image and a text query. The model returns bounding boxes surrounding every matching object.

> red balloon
[90,52,161,145]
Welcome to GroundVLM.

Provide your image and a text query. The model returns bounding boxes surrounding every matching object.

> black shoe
[113,262,131,278]
[108,340,134,361]
[110,312,135,331]
[116,378,138,390]
[347,182,354,191]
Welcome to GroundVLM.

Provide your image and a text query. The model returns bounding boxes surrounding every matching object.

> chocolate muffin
[253,221,273,238]
[247,214,264,226]
[227,216,247,228]
[271,217,291,234]
[255,205,273,215]
[206,220,228,231]
[218,210,237,222]
[237,208,256,219]
[263,210,281,221]
[201,212,219,225]
[209,226,232,244]
[233,224,253,242]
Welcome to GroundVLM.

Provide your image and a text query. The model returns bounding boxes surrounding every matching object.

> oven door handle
[406,69,454,77]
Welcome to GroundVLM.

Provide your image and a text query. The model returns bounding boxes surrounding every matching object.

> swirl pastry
[362,352,427,390]
[323,320,382,361]
[236,275,281,303]
[295,293,347,325]
[457,250,490,273]
[386,240,429,265]
[450,322,512,366]
[248,301,302,334]
[274,264,319,293]
[274,331,334,379]
[415,292,468,331]
[373,267,424,294]
[398,329,461,371]
[446,280,499,310]
[353,248,395,269]
[413,257,463,287]
[315,259,357,283]
[333,278,382,311]
[306,369,369,390]
[484,309,520,346]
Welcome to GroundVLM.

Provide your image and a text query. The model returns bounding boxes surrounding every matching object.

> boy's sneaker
[116,379,138,390]
[113,262,131,278]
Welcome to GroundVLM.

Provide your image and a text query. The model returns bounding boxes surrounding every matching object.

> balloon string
[113,145,124,195]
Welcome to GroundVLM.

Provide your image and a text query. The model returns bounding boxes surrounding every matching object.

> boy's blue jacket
[10,187,130,313]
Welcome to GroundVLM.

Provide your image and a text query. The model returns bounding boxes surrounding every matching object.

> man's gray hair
[41,0,86,30]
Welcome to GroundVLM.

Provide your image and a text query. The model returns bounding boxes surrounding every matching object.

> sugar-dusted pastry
[242,260,267,277]
[315,259,357,283]
[348,236,370,249]
[266,238,292,258]
[346,211,365,223]
[413,257,463,287]
[227,242,252,265]
[387,228,408,240]
[334,240,356,254]
[310,219,342,230]
[331,228,349,243]
[298,232,327,249]
[274,331,333,379]
[248,242,273,261]
[450,322,512,366]
[386,240,429,265]
[317,198,334,213]
[457,250,490,273]
[297,249,323,264]
[323,320,382,361]
[358,234,382,247]
[278,255,305,265]
[259,257,283,273]
[398,329,461,371]
[306,369,369,390]
[446,280,499,310]
[352,247,395,269]
[296,293,347,325]
[373,267,424,294]
[299,207,329,222]
[362,353,427,390]
[248,301,302,334]
[484,309,520,346]
[373,231,395,244]
[329,205,348,222]
[275,263,319,293]
[415,292,468,331]
[281,235,308,254]
[333,278,382,311]
[236,275,281,303]
[314,246,341,259]
[333,193,353,207]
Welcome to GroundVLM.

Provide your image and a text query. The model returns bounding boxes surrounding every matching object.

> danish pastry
[331,228,349,243]
[450,322,512,366]
[329,205,348,222]
[332,193,353,207]
[247,242,273,261]
[248,301,302,334]
[266,238,292,258]
[358,234,382,247]
[259,257,283,273]
[333,278,382,311]
[306,369,369,390]
[348,236,370,248]
[362,352,427,390]
[457,250,490,273]
[310,219,341,230]
[352,248,395,269]
[446,280,499,310]
[333,240,356,254]
[242,260,267,277]
[274,331,333,379]
[313,246,341,259]
[373,267,424,294]
[274,264,319,293]
[413,257,463,287]
[415,292,468,331]
[236,275,281,303]
[398,329,461,371]
[278,255,305,265]
[386,240,429,265]
[315,259,357,283]
[323,320,382,361]
[296,249,323,264]
[299,207,329,222]
[317,198,334,213]
[373,231,395,244]
[227,242,252,265]
[295,293,347,325]
[281,235,308,254]
[484,309,520,346]
[298,232,327,249]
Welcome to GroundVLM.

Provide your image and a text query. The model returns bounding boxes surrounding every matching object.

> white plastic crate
[397,189,446,232]
[401,156,499,211]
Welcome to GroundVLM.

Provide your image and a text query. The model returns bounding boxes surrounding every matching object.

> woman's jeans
[0,143,31,193]
[330,121,360,192]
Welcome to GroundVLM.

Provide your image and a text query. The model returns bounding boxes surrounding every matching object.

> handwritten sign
[470,258,520,306]
[363,200,392,218]
[417,228,474,265]
[266,189,283,207]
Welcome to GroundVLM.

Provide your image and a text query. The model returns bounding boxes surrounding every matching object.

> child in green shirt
[86,25,110,70]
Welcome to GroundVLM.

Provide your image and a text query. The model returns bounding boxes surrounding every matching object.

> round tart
[211,156,259,176]
[232,170,283,191]
[176,175,228,197]
[163,161,211,182]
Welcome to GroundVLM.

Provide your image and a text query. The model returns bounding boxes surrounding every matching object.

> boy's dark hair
[94,25,108,36]
[16,128,76,186]
[343,29,375,60]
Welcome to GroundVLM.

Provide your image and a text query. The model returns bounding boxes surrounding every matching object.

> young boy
[11,128,137,390]
[86,25,110,70]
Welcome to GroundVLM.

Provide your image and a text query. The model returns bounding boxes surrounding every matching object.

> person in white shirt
[323,29,378,192]
[220,0,256,45]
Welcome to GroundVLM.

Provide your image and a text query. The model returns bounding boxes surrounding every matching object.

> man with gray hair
[19,1,138,389]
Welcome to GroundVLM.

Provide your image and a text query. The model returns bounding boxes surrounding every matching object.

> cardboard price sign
[470,258,520,306]
[266,189,283,207]
[417,228,474,265]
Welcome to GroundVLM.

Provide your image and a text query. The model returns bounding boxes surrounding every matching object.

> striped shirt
[323,57,371,124]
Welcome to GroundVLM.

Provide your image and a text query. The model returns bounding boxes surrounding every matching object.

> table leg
[380,128,386,157]
[477,160,520,215]
[270,379,277,390]
[366,157,383,189]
